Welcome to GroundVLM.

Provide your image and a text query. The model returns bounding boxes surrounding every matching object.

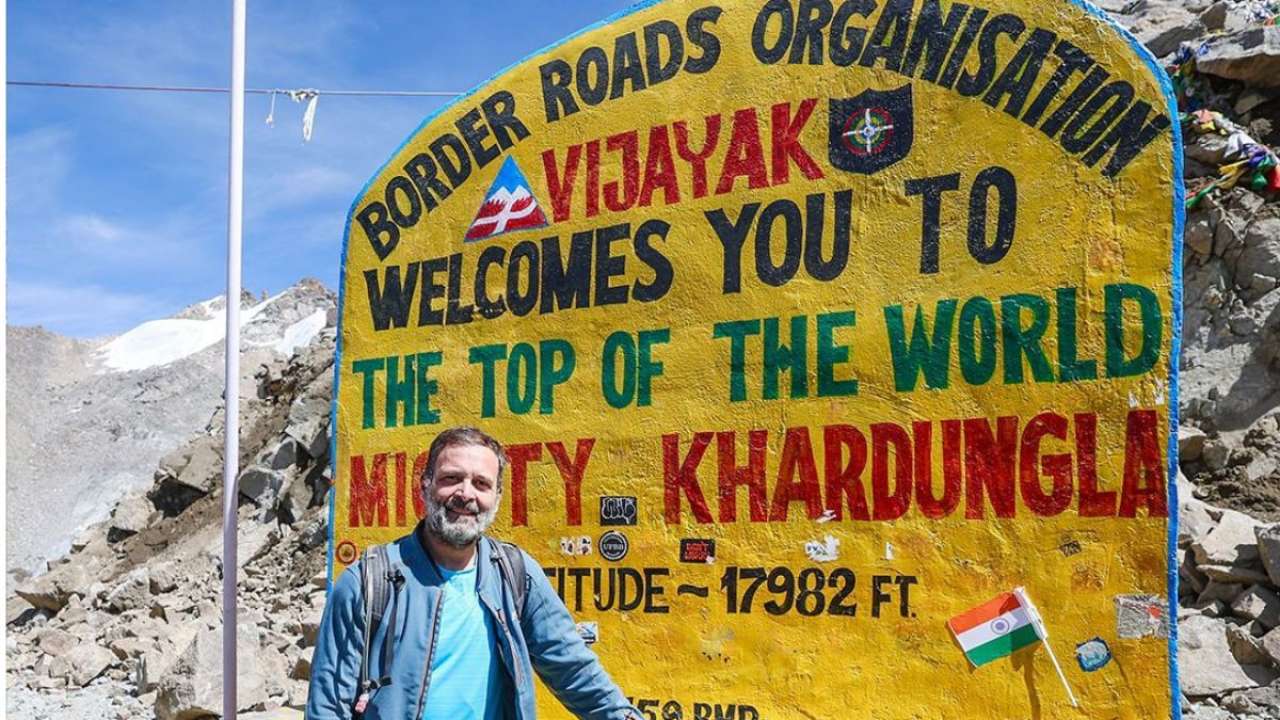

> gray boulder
[239,465,285,506]
[1203,438,1232,471]
[1193,509,1263,567]
[7,596,38,627]
[154,624,267,720]
[1179,614,1279,696]
[1129,3,1206,57]
[277,469,314,526]
[48,643,116,687]
[35,627,78,657]
[1261,625,1280,665]
[1231,584,1280,629]
[15,561,95,613]
[150,435,223,517]
[1200,580,1235,605]
[284,399,330,461]
[105,568,152,613]
[1256,524,1280,587]
[1182,550,1210,595]
[149,562,180,596]
[1181,494,1218,548]
[1185,133,1232,168]
[1197,26,1280,87]
[107,491,154,543]
[1180,426,1209,462]
[263,436,301,470]
[1201,564,1271,584]
[1221,684,1280,717]
[1226,622,1269,665]
[1182,704,1236,720]
[1237,209,1280,290]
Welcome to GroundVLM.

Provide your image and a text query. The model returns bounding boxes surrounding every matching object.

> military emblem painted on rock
[829,85,914,175]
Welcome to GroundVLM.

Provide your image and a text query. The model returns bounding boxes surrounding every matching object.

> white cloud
[246,162,357,219]
[6,280,172,338]
[60,214,126,243]
[7,126,74,209]
[52,212,196,267]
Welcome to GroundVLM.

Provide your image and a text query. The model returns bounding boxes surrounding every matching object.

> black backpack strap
[355,544,400,717]
[488,537,528,618]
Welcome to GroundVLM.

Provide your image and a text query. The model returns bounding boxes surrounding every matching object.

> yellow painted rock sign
[332,0,1182,717]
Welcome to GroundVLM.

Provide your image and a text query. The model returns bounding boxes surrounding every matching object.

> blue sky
[7,0,633,337]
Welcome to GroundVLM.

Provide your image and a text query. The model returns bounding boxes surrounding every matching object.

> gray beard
[424,492,499,548]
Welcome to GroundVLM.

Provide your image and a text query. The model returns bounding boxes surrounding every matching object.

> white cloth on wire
[263,90,276,127]
[265,90,278,127]
[287,89,319,142]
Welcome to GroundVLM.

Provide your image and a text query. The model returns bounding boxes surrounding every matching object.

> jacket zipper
[413,592,444,718]
[484,596,524,688]
[482,595,526,720]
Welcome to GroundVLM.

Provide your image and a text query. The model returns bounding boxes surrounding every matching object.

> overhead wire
[7,80,463,97]
[8,80,465,142]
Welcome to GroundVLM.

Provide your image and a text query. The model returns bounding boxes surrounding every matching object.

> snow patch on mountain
[276,309,328,356]
[95,292,289,372]
[6,279,335,580]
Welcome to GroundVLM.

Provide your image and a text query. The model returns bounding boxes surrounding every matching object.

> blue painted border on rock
[326,2,1188,714]
[1067,1,1186,714]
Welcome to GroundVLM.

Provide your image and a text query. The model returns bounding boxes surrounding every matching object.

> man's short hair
[421,427,509,491]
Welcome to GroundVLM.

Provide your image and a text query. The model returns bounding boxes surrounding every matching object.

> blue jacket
[307,528,641,720]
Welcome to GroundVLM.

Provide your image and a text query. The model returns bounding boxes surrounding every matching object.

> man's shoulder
[487,536,543,575]
[331,532,420,594]
[328,561,363,607]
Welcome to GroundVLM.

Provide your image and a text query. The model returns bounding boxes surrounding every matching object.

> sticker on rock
[599,531,629,562]
[576,622,599,645]
[336,540,358,565]
[804,535,840,563]
[1115,594,1169,639]
[679,539,715,563]
[1075,637,1112,672]
[599,496,638,526]
[1054,530,1099,557]
[560,536,592,556]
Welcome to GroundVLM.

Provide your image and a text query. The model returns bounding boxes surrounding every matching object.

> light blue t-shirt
[421,563,503,719]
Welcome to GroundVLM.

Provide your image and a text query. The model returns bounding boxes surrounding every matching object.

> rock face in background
[1197,27,1280,87]
[7,303,335,718]
[1111,2,1280,718]
[4,2,1280,719]
[5,279,334,582]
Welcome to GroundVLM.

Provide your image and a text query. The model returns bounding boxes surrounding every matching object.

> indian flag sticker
[948,592,1043,667]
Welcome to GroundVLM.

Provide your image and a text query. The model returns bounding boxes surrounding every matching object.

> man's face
[422,443,501,548]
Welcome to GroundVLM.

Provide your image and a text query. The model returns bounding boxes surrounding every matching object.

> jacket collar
[400,521,504,606]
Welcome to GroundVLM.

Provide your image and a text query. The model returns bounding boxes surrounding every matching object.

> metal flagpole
[1014,586,1079,708]
[223,0,247,717]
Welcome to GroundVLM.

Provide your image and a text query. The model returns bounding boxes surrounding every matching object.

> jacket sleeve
[305,565,364,720]
[519,552,641,720]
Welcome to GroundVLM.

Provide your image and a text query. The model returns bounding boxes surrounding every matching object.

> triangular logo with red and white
[465,155,549,242]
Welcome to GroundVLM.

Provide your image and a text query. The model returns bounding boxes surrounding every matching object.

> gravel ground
[5,676,153,720]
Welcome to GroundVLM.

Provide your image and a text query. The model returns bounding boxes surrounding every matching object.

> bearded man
[307,427,641,720]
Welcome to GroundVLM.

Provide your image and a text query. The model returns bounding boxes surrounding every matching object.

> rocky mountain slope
[6,282,337,719]
[4,2,1280,719]
[6,280,334,583]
